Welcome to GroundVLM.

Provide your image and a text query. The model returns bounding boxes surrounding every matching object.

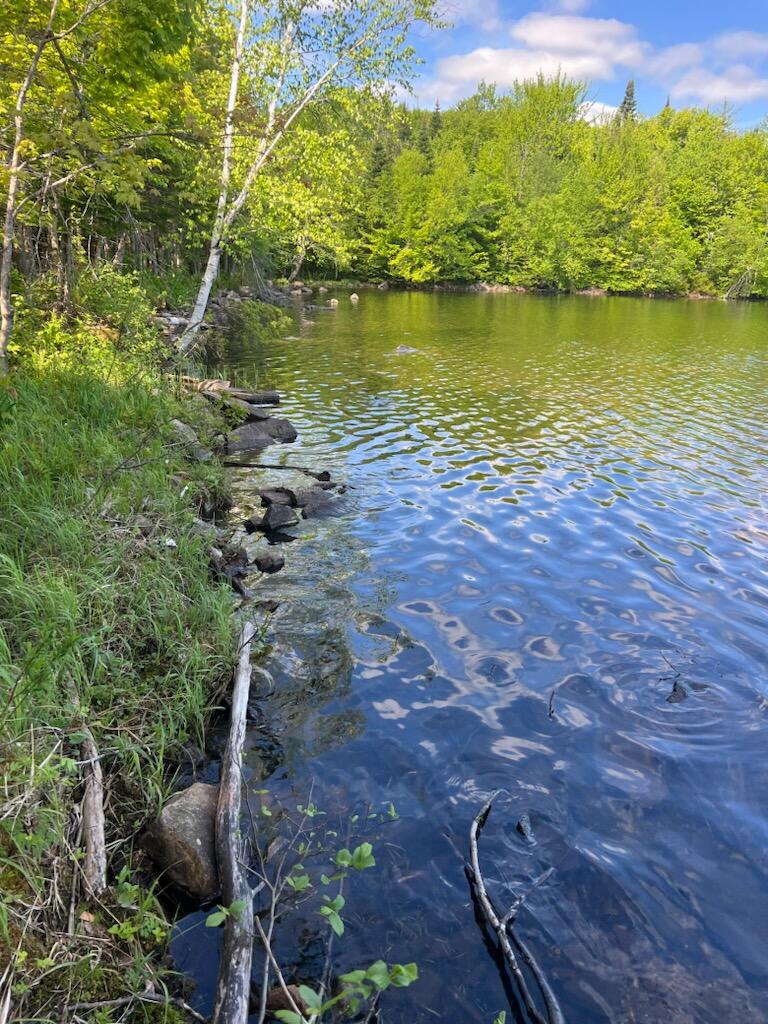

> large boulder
[227,417,298,452]
[143,783,219,899]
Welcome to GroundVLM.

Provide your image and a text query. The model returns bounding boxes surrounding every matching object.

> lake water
[178,292,768,1023]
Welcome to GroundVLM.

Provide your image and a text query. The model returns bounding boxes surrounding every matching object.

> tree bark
[0,0,61,374]
[178,0,249,353]
[212,622,256,1024]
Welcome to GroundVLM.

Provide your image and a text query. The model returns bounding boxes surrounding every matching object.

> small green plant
[273,961,419,1023]
[205,898,248,928]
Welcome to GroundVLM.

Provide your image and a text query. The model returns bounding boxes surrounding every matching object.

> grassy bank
[0,283,238,1020]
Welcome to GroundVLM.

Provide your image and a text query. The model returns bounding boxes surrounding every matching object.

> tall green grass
[0,297,236,1019]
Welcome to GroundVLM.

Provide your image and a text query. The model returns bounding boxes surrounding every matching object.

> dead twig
[70,992,207,1022]
[467,793,564,1024]
[67,678,106,895]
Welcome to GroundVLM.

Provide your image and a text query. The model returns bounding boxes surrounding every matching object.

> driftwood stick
[222,461,328,480]
[467,794,548,1024]
[212,622,256,1024]
[508,930,565,1024]
[67,678,107,896]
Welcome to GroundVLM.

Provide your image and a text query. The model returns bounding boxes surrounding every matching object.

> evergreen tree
[617,79,638,121]
[430,100,443,137]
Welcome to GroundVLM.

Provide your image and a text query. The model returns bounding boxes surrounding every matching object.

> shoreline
[290,278,768,303]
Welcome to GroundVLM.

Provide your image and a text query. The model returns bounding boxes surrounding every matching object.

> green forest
[2,0,768,1020]
[3,0,768,378]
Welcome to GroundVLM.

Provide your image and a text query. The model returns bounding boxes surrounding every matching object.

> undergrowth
[0,272,239,1021]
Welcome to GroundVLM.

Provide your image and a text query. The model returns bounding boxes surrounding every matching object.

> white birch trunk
[177,0,249,354]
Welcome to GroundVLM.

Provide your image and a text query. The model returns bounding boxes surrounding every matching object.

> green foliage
[0,310,236,1016]
[354,79,768,296]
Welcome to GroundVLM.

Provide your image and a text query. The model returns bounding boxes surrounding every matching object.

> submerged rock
[143,782,219,899]
[226,417,298,452]
[261,504,300,531]
[255,548,285,574]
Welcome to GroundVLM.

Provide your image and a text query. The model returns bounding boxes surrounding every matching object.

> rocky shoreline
[140,367,344,915]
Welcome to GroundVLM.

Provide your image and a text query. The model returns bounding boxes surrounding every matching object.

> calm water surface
[179,293,768,1023]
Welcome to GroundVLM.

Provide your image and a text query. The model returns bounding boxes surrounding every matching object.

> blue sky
[408,0,768,125]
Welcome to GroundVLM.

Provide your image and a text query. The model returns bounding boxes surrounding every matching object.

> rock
[377,281,389,290]
[259,487,295,507]
[255,548,285,574]
[328,298,339,307]
[254,598,280,614]
[301,490,335,519]
[315,470,332,482]
[170,420,212,463]
[350,293,359,303]
[393,345,418,355]
[134,514,154,537]
[143,783,219,899]
[226,417,298,452]
[243,515,264,535]
[667,680,688,704]
[317,286,328,294]
[266,986,307,1015]
[261,504,299,531]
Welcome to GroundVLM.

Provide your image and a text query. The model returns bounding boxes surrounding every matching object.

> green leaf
[274,1012,303,1024]
[299,986,322,1010]
[328,911,344,936]
[493,1013,507,1024]
[205,910,226,928]
[339,970,367,984]
[335,848,352,867]
[366,961,391,990]
[320,873,331,886]
[351,842,376,870]
[389,962,419,988]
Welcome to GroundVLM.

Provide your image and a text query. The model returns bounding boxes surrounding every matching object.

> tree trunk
[287,238,308,283]
[0,0,61,373]
[178,0,249,355]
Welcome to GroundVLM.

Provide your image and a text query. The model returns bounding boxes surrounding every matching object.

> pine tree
[430,100,442,138]
[617,79,638,121]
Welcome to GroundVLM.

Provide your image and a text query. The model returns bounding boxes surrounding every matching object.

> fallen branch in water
[222,460,330,481]
[467,793,564,1024]
[213,622,256,1024]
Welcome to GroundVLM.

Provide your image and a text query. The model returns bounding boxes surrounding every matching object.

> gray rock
[262,504,299,531]
[328,298,339,307]
[143,783,219,899]
[317,286,328,294]
[259,487,295,507]
[227,417,298,452]
[350,293,359,303]
[170,420,212,463]
[255,548,285,574]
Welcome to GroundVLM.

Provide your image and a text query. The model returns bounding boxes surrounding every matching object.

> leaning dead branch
[467,793,564,1024]
[212,622,256,1024]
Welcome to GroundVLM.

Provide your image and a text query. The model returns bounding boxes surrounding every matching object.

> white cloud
[416,6,768,114]
[510,13,647,67]
[714,32,768,59]
[437,0,503,33]
[672,65,768,104]
[647,43,704,77]
[579,99,618,123]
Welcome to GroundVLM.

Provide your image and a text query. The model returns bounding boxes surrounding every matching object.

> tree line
[354,77,768,298]
[3,2,768,377]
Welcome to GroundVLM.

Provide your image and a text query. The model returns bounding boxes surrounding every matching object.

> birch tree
[177,0,438,353]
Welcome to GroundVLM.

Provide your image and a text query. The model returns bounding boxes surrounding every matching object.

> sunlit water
[175,292,768,1023]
